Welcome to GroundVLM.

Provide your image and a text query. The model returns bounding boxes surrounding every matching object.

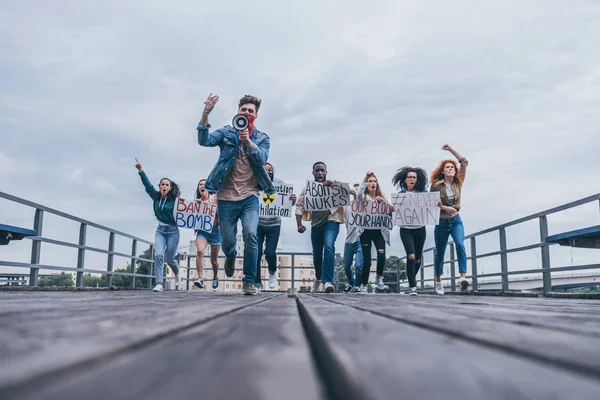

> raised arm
[135,158,159,199]
[441,144,468,182]
[197,94,225,147]
[441,144,464,161]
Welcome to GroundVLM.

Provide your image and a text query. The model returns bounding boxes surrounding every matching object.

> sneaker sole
[460,280,470,291]
[324,287,335,293]
[243,291,257,296]
[193,282,204,289]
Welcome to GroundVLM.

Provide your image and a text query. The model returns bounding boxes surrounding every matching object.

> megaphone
[232,114,249,131]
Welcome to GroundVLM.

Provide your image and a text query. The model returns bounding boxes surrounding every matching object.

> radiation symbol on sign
[262,193,275,204]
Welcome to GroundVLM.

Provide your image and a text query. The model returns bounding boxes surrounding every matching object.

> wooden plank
[298,295,600,399]
[0,292,278,390]
[319,294,600,377]
[5,295,323,400]
[400,296,600,336]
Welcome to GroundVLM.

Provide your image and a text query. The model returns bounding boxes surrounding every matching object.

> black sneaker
[225,257,235,277]
[460,279,470,291]
[343,283,353,293]
[243,281,258,295]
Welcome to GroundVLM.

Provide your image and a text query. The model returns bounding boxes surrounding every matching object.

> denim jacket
[197,123,275,195]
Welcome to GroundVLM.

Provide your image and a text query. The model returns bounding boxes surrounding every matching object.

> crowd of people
[136,94,469,296]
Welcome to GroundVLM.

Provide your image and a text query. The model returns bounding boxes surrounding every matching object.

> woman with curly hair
[135,158,182,293]
[356,171,395,293]
[392,166,428,296]
[429,144,469,295]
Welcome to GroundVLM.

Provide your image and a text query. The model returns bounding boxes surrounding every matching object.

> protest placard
[260,182,294,218]
[174,198,217,232]
[348,199,393,230]
[304,180,351,211]
[391,192,441,226]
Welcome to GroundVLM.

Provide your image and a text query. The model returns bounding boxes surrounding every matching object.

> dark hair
[238,95,262,112]
[312,161,327,170]
[159,178,181,200]
[264,162,273,169]
[392,167,428,191]
[195,179,207,200]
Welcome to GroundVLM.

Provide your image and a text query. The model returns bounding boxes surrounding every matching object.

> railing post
[396,258,401,292]
[539,216,552,293]
[76,223,87,287]
[29,209,44,286]
[450,244,456,292]
[148,245,154,289]
[291,255,295,290]
[130,239,137,288]
[470,237,478,291]
[107,232,115,287]
[186,256,191,291]
[432,248,437,288]
[499,228,509,291]
[420,261,425,289]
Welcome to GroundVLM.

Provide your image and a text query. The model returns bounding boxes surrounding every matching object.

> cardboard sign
[391,192,441,226]
[174,198,217,232]
[304,180,350,211]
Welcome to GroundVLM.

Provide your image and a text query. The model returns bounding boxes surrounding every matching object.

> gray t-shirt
[311,211,331,227]
[445,185,456,205]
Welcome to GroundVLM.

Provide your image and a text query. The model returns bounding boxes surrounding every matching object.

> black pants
[360,230,386,285]
[400,227,426,288]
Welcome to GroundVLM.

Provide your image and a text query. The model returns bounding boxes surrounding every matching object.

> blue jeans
[311,221,340,284]
[434,214,467,277]
[154,225,180,284]
[255,224,281,288]
[218,196,259,283]
[343,241,363,286]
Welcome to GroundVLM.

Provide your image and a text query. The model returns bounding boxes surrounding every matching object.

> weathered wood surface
[2,291,600,399]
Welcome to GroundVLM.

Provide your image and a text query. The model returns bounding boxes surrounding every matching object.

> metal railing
[396,193,600,293]
[0,191,159,288]
[2,190,598,293]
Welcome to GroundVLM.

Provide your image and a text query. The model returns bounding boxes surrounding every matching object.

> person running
[342,183,363,293]
[392,167,429,296]
[193,179,222,292]
[356,171,394,294]
[430,144,469,295]
[135,158,181,292]
[255,163,296,292]
[296,162,344,294]
[197,94,275,295]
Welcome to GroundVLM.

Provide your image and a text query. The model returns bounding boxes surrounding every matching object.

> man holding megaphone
[197,94,275,295]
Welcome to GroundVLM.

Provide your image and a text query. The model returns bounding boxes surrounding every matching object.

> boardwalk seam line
[296,296,374,400]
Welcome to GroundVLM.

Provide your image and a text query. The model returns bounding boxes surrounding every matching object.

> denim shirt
[197,123,275,195]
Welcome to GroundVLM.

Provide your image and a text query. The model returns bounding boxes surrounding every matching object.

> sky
[1,0,599,280]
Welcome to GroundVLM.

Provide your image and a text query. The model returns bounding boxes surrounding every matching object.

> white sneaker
[358,284,368,294]
[311,279,322,293]
[268,273,277,289]
[194,279,205,289]
[152,283,163,292]
[174,276,180,290]
[375,276,389,291]
[408,287,418,296]
[459,278,470,291]
[435,282,444,295]
[324,282,335,293]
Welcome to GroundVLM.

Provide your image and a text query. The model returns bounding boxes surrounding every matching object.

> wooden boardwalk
[1,291,600,399]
